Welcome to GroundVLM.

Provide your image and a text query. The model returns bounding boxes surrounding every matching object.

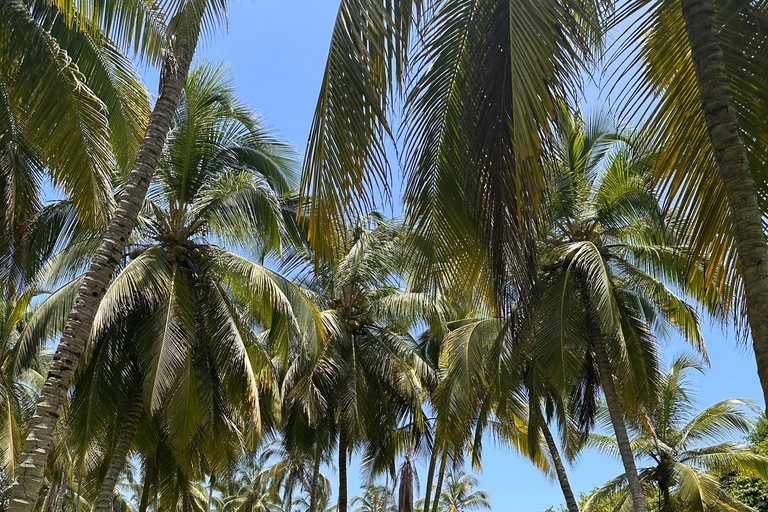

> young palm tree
[433,471,489,512]
[623,0,768,407]
[529,108,709,512]
[351,484,396,512]
[15,63,321,512]
[414,312,553,512]
[585,354,768,512]
[218,448,281,512]
[284,213,442,512]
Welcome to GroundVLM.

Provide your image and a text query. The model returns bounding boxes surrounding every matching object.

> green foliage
[720,417,768,512]
[585,356,766,512]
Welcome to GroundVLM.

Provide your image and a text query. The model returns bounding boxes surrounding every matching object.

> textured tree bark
[138,455,155,512]
[338,426,348,512]
[540,422,579,512]
[422,443,439,512]
[93,393,143,512]
[679,0,768,410]
[8,20,203,512]
[431,450,448,512]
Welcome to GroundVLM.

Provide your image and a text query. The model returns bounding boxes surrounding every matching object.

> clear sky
[144,1,766,510]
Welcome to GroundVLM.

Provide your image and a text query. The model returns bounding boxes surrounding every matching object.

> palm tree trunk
[678,0,768,411]
[661,482,672,512]
[138,455,155,512]
[592,334,647,512]
[422,443,439,512]
[431,449,448,512]
[9,17,204,512]
[183,485,191,512]
[578,278,647,512]
[93,393,143,512]
[309,445,322,512]
[540,422,579,512]
[338,426,348,512]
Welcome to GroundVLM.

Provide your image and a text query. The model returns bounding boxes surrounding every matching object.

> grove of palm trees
[2,0,768,511]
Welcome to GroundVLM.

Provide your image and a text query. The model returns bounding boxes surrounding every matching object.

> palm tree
[301,0,607,291]
[284,213,442,512]
[10,0,238,501]
[218,448,281,512]
[622,0,768,408]
[433,471,489,512]
[585,354,768,512]
[528,108,710,512]
[16,63,321,512]
[351,484,396,512]
[414,311,554,512]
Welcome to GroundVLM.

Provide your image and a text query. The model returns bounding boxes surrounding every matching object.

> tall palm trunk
[678,0,768,410]
[661,481,673,512]
[540,422,579,512]
[431,449,448,512]
[579,281,647,512]
[93,393,143,512]
[138,455,155,512]
[592,335,646,512]
[183,484,192,512]
[422,443,439,512]
[9,18,204,512]
[338,426,348,512]
[309,446,322,512]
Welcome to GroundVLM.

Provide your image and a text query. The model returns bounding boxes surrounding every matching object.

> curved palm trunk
[592,335,646,512]
[579,279,647,512]
[422,443,439,512]
[678,0,768,411]
[431,449,448,512]
[309,446,322,512]
[338,426,348,512]
[540,422,579,512]
[138,455,155,512]
[93,394,143,512]
[9,19,204,512]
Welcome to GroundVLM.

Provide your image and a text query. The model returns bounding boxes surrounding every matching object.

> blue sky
[140,1,765,510]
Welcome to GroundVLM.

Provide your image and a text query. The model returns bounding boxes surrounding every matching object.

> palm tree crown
[586,354,768,512]
[436,471,490,512]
